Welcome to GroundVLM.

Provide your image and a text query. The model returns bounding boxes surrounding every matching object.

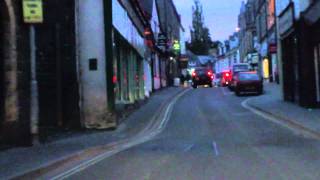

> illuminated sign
[23,0,43,23]
[173,40,181,51]
[263,58,270,79]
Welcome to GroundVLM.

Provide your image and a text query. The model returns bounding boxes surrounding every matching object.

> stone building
[0,0,32,146]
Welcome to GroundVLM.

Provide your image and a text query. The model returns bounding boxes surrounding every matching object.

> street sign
[157,33,167,47]
[23,0,43,23]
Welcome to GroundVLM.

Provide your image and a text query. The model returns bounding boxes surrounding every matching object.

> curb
[11,87,188,179]
[242,98,320,140]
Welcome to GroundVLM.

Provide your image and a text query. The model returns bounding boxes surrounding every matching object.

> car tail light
[210,75,214,80]
[207,71,212,76]
[192,72,197,77]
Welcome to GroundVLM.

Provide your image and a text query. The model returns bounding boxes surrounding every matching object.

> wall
[1,0,31,145]
[77,0,110,129]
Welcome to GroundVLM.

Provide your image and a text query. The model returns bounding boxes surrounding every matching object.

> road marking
[183,144,194,152]
[50,89,191,180]
[212,141,219,156]
[221,87,233,96]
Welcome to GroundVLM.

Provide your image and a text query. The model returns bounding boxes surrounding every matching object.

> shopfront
[113,0,146,105]
[279,3,300,103]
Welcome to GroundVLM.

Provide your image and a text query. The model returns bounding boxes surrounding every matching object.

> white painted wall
[144,60,152,97]
[77,0,109,128]
[154,55,161,90]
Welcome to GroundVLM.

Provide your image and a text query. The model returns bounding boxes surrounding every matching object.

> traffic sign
[23,0,43,23]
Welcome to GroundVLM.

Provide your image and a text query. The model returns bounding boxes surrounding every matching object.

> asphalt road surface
[68,87,320,180]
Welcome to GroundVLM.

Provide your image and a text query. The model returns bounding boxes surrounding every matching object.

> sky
[173,0,244,42]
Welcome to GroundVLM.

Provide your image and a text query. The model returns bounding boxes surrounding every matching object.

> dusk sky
[173,0,244,42]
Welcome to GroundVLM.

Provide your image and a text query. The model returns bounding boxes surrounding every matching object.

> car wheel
[235,89,241,96]
[192,84,197,89]
[257,89,263,95]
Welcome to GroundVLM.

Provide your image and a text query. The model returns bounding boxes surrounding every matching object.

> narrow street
[64,87,320,180]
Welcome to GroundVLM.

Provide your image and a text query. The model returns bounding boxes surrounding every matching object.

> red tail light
[207,71,212,76]
[192,72,197,77]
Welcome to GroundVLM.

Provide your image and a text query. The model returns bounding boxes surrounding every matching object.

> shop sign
[173,40,181,51]
[303,0,320,25]
[279,3,294,36]
[157,33,167,47]
[22,0,43,23]
[251,53,259,64]
[269,43,277,53]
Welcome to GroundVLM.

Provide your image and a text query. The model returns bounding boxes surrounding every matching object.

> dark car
[229,63,251,91]
[192,68,214,88]
[233,71,263,96]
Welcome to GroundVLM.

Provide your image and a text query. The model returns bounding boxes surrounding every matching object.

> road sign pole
[30,25,39,143]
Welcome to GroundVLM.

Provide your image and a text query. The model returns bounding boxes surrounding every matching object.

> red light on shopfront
[112,75,117,84]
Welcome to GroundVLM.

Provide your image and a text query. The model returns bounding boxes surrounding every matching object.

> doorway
[282,34,300,103]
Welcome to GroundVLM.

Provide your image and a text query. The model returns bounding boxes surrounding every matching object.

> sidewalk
[247,83,320,133]
[0,87,184,179]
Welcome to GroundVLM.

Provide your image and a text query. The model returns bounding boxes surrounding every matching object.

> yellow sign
[23,0,43,23]
[173,40,180,51]
[263,58,270,79]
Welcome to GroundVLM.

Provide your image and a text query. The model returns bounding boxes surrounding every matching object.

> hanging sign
[23,0,44,23]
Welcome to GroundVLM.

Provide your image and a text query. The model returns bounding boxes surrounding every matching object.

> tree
[187,0,213,55]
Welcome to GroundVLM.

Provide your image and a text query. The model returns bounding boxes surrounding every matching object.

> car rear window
[195,69,207,75]
[233,65,249,72]
[239,73,260,81]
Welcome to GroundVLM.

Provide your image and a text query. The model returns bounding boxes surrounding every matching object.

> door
[314,45,320,103]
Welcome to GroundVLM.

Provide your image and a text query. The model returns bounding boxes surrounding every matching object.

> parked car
[220,71,232,87]
[233,71,263,96]
[229,63,251,91]
[192,68,214,88]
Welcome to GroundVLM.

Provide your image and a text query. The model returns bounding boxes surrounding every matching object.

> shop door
[314,45,320,103]
[37,1,80,139]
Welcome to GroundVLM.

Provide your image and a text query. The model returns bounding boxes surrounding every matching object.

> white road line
[183,144,194,152]
[212,141,219,156]
[50,89,191,180]
[221,87,233,96]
